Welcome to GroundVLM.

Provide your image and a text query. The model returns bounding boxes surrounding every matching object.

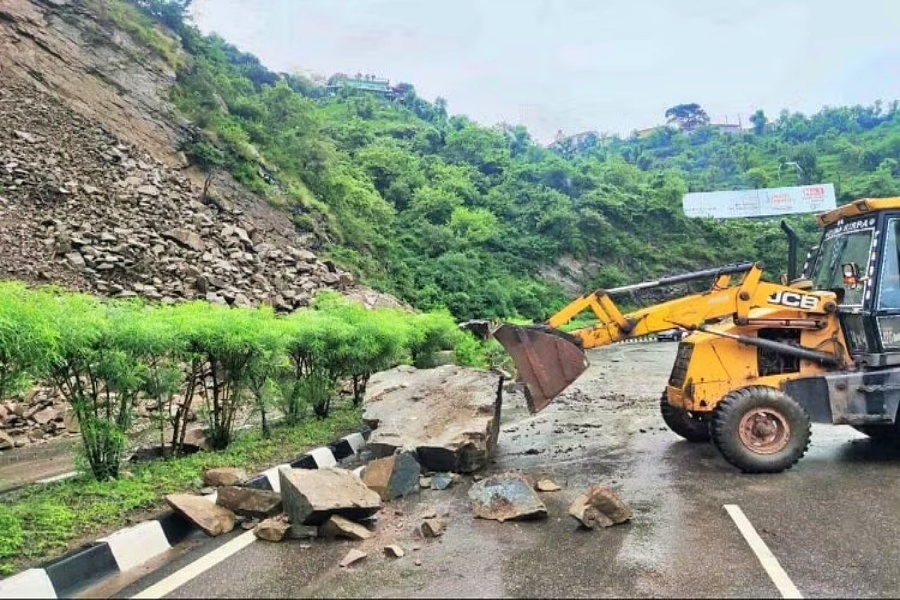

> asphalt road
[119,343,900,599]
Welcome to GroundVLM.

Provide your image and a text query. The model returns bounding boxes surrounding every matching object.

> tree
[750,109,767,135]
[664,103,710,132]
[131,0,193,31]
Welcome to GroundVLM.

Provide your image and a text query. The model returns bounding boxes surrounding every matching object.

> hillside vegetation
[115,1,900,321]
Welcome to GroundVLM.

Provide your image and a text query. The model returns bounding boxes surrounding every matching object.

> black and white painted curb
[0,429,370,599]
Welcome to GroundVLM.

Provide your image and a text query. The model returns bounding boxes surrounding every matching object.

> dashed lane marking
[724,504,803,599]
[131,530,257,599]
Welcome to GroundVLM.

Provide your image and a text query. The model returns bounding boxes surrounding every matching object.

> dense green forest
[115,1,900,321]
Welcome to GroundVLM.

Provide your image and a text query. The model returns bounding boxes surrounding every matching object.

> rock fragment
[339,549,367,568]
[568,484,632,529]
[535,479,562,492]
[255,517,290,542]
[215,486,282,518]
[362,451,420,501]
[468,473,547,522]
[165,493,236,536]
[318,515,373,540]
[203,467,248,487]
[279,467,381,525]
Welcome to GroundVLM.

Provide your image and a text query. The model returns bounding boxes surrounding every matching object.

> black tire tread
[711,385,811,474]
[659,391,710,443]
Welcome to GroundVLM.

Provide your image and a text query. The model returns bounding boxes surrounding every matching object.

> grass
[0,404,363,576]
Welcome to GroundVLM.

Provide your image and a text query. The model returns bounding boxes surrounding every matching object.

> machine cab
[809,198,900,365]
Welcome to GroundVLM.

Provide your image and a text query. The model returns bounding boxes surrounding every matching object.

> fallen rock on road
[255,516,291,542]
[319,515,374,540]
[362,450,421,501]
[166,493,236,536]
[280,466,382,525]
[363,365,503,473]
[468,473,548,522]
[568,484,633,529]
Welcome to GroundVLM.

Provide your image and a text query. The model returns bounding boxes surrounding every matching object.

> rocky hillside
[0,0,401,311]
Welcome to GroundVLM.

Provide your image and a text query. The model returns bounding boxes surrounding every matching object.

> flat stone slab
[468,473,548,522]
[319,515,374,540]
[279,467,382,526]
[166,493,236,536]
[363,365,503,473]
[216,486,282,518]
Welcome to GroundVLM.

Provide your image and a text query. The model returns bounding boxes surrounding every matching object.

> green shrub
[404,311,462,368]
[0,282,59,400]
[38,292,142,481]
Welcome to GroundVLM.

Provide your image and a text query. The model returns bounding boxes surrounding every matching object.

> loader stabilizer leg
[492,323,589,413]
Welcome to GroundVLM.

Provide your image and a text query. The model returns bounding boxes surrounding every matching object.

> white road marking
[131,531,257,599]
[724,504,803,599]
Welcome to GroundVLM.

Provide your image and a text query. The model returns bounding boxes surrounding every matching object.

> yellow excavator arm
[482,261,841,413]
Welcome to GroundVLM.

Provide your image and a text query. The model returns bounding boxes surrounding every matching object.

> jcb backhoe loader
[474,197,900,473]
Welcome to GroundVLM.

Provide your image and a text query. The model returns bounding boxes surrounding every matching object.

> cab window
[811,226,874,307]
[877,218,900,310]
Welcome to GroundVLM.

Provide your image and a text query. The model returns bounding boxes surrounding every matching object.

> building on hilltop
[326,73,397,99]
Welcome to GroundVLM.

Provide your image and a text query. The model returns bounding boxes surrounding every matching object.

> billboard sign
[683,184,836,219]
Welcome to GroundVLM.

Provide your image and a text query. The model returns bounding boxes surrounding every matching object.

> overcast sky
[190,0,900,144]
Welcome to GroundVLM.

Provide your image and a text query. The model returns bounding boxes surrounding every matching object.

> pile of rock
[0,389,77,449]
[166,466,383,546]
[0,75,401,312]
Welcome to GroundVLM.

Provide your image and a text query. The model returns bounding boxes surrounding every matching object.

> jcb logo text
[767,291,819,310]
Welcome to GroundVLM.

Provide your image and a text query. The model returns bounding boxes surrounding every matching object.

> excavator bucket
[491,323,589,413]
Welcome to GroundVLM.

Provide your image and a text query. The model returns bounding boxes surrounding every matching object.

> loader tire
[659,392,710,442]
[711,386,811,474]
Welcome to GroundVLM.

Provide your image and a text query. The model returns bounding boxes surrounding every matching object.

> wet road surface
[119,343,900,599]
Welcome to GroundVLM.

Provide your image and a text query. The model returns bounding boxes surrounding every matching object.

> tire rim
[738,407,791,455]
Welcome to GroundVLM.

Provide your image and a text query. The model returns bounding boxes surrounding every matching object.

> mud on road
[122,341,900,599]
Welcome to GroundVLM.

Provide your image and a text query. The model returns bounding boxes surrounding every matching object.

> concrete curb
[0,428,371,599]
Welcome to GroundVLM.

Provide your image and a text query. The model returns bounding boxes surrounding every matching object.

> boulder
[568,484,632,529]
[318,515,373,540]
[383,545,405,558]
[279,467,381,526]
[166,493,236,536]
[215,486,282,518]
[362,451,420,501]
[203,467,249,487]
[255,517,290,542]
[468,473,548,522]
[363,365,503,473]
[31,406,58,425]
